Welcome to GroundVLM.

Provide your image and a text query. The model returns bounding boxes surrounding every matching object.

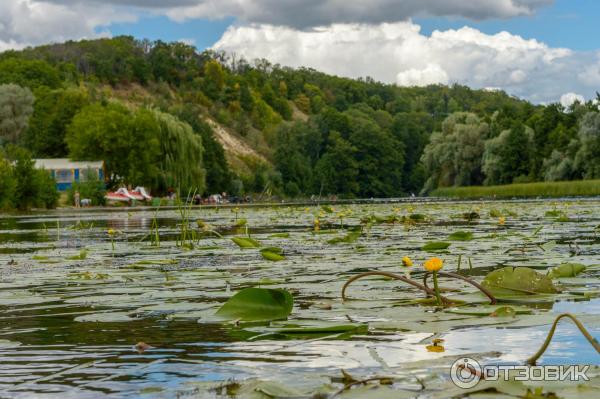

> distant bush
[0,146,58,210]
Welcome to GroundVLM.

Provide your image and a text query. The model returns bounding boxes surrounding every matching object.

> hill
[1,36,599,202]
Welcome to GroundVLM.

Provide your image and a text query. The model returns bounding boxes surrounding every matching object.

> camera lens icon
[450,357,482,389]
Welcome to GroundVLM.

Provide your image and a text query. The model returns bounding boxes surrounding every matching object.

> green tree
[0,84,34,144]
[0,152,17,210]
[313,131,359,197]
[5,146,58,210]
[172,105,232,194]
[23,87,89,157]
[482,123,534,185]
[347,112,404,197]
[153,110,206,194]
[574,111,600,178]
[421,112,487,192]
[66,103,160,187]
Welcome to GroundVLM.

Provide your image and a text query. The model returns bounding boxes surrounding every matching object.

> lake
[1,199,599,398]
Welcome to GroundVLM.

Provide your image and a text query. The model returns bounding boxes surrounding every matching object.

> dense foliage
[0,35,599,206]
[0,147,58,210]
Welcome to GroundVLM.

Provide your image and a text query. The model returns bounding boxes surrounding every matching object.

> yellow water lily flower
[498,217,505,225]
[402,256,413,267]
[107,228,115,236]
[314,218,320,232]
[424,257,443,272]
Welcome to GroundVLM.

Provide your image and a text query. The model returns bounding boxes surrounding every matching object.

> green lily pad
[215,287,293,322]
[547,263,586,278]
[231,237,261,248]
[260,247,285,261]
[482,266,559,296]
[448,231,474,241]
[422,241,451,251]
[328,230,361,244]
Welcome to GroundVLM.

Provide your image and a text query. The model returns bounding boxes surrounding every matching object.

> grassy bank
[431,180,600,199]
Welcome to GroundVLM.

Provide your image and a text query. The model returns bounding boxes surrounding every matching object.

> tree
[421,112,487,192]
[66,103,161,187]
[172,104,232,194]
[153,110,206,194]
[314,131,359,197]
[5,146,58,210]
[0,152,16,210]
[23,87,89,157]
[203,60,225,101]
[347,112,404,197]
[274,122,314,195]
[0,84,34,144]
[482,123,534,185]
[574,111,600,179]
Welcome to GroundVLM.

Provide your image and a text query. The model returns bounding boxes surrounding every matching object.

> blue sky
[416,0,600,51]
[103,0,599,51]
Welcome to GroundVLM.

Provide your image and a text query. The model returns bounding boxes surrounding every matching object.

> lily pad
[482,266,559,296]
[547,263,586,278]
[231,236,260,248]
[214,287,293,322]
[260,247,285,261]
[448,231,473,241]
[422,241,451,251]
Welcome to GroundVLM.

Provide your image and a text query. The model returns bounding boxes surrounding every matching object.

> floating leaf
[422,241,451,251]
[260,247,285,261]
[328,230,361,244]
[269,232,290,238]
[215,288,293,322]
[482,266,558,296]
[231,236,260,248]
[234,218,247,227]
[548,263,586,278]
[448,231,474,241]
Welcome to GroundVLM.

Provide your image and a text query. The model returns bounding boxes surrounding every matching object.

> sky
[1,0,599,105]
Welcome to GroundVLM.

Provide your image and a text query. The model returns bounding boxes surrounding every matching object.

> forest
[1,36,599,209]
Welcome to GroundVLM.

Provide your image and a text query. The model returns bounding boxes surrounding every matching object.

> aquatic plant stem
[527,313,600,365]
[432,271,443,306]
[422,271,497,304]
[342,271,451,305]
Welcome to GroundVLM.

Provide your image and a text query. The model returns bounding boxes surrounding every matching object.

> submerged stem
[342,271,451,305]
[432,272,443,306]
[422,271,497,304]
[527,313,600,365]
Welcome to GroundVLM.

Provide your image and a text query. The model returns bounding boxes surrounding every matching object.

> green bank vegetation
[432,179,600,198]
[1,36,600,211]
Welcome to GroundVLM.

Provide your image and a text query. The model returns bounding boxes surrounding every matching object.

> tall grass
[431,180,600,199]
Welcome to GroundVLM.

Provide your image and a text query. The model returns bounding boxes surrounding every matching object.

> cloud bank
[213,22,599,104]
[41,0,554,28]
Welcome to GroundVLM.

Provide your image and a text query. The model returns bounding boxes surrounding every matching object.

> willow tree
[421,112,487,193]
[0,84,34,144]
[153,110,206,195]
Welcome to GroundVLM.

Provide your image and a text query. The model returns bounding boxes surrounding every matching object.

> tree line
[1,36,599,210]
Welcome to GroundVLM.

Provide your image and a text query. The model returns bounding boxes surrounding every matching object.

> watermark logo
[450,357,483,388]
[450,357,590,389]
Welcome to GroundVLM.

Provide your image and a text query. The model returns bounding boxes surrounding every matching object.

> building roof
[34,159,104,170]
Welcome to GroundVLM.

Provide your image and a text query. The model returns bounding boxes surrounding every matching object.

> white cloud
[396,63,449,86]
[0,0,135,49]
[213,21,596,103]
[560,92,584,107]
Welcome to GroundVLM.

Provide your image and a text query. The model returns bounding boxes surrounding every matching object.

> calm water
[1,199,599,398]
